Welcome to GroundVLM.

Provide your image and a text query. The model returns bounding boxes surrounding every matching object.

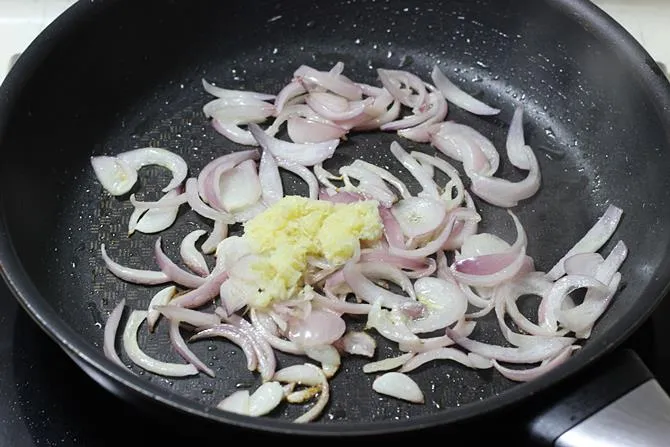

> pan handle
[527,349,670,446]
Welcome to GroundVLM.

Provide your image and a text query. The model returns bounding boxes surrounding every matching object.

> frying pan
[1,0,670,444]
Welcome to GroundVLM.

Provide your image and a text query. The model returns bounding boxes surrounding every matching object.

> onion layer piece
[117,147,188,193]
[103,299,126,367]
[363,353,414,373]
[274,364,329,423]
[146,286,177,332]
[91,156,138,196]
[122,310,198,377]
[431,65,500,116]
[372,372,424,403]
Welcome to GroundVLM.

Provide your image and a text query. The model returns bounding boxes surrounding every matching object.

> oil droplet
[544,127,556,139]
[236,382,253,389]
[207,345,217,351]
[201,388,214,395]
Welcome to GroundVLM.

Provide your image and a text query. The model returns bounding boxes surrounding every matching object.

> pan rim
[1,0,670,436]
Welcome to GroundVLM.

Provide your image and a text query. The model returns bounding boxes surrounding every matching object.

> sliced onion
[314,164,341,192]
[372,372,424,404]
[259,149,284,205]
[132,189,182,234]
[352,98,401,131]
[564,252,604,276]
[216,390,250,415]
[154,237,206,289]
[211,120,259,146]
[294,64,362,100]
[304,345,341,378]
[381,91,445,131]
[391,197,448,239]
[469,144,540,208]
[248,382,284,416]
[287,309,346,347]
[287,116,348,143]
[250,309,305,355]
[498,272,558,337]
[179,230,210,277]
[349,160,410,199]
[429,122,500,177]
[154,305,220,328]
[397,91,449,143]
[202,79,276,101]
[363,353,414,373]
[223,313,277,381]
[219,159,262,212]
[451,210,528,288]
[343,261,422,314]
[443,191,479,251]
[100,244,169,285]
[249,123,339,166]
[366,300,420,344]
[400,347,493,373]
[494,284,564,348]
[201,220,229,255]
[506,106,530,170]
[446,328,575,364]
[203,96,274,119]
[563,273,621,338]
[129,191,188,211]
[339,331,376,357]
[190,324,259,372]
[117,147,187,193]
[360,249,436,278]
[399,319,476,353]
[546,205,623,281]
[312,292,372,315]
[358,262,416,299]
[122,310,198,377]
[169,319,215,377]
[431,65,500,116]
[197,150,260,202]
[273,364,329,423]
[170,269,229,308]
[277,157,319,199]
[209,103,274,125]
[377,69,427,109]
[493,345,580,382]
[306,93,373,122]
[185,178,233,223]
[390,141,440,198]
[459,233,511,259]
[407,277,468,334]
[389,208,480,259]
[90,155,138,196]
[410,151,464,209]
[339,164,397,208]
[275,80,307,113]
[558,241,627,336]
[147,286,177,332]
[541,274,610,332]
[103,298,126,367]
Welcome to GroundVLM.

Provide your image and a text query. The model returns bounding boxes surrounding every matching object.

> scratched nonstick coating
[1,0,670,436]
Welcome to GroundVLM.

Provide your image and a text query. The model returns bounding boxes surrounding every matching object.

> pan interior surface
[1,0,670,434]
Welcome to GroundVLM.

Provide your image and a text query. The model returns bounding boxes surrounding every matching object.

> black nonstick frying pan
[1,0,670,444]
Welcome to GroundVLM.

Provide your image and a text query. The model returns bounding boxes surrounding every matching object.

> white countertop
[0,0,666,82]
